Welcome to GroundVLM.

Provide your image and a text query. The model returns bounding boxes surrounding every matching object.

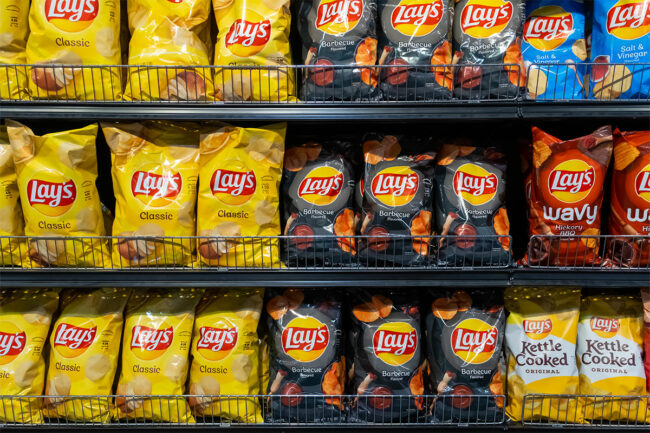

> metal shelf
[519,100,650,119]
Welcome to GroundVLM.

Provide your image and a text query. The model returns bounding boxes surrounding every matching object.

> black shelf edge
[511,269,650,287]
[2,426,638,432]
[518,101,650,119]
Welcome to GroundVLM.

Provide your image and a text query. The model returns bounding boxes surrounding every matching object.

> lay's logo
[548,159,595,203]
[371,166,419,207]
[606,0,650,40]
[0,328,26,362]
[453,163,498,206]
[225,13,271,57]
[316,0,364,35]
[130,325,173,360]
[27,178,77,217]
[635,164,650,203]
[53,322,96,358]
[211,168,256,206]
[524,6,574,51]
[391,0,444,37]
[460,0,513,39]
[196,323,238,361]
[590,316,620,338]
[451,318,498,364]
[281,316,329,363]
[298,166,343,206]
[131,171,182,207]
[523,318,552,340]
[373,322,417,366]
[44,0,98,32]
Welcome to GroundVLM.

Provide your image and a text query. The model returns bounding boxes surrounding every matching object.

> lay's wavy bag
[0,0,29,100]
[522,0,588,99]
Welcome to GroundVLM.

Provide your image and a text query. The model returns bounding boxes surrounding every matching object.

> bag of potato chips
[0,288,59,424]
[116,288,202,423]
[504,287,582,423]
[102,121,200,267]
[43,288,130,423]
[213,0,295,101]
[642,288,650,391]
[0,0,29,100]
[26,0,122,100]
[197,123,286,268]
[6,121,109,267]
[189,288,264,423]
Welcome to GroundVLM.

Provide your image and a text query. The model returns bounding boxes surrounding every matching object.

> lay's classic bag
[26,0,122,100]
[0,0,29,100]
[197,124,286,268]
[522,0,587,100]
[43,288,130,423]
[0,289,59,424]
[6,121,110,267]
[213,0,295,101]
[504,287,582,423]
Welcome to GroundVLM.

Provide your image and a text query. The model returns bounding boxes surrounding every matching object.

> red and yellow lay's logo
[316,0,364,35]
[523,5,574,51]
[130,324,174,360]
[225,11,271,57]
[453,163,498,206]
[523,318,553,340]
[590,316,620,338]
[298,166,343,206]
[27,176,77,217]
[53,322,97,358]
[460,0,513,39]
[371,166,419,207]
[44,0,99,32]
[391,0,444,37]
[0,323,26,365]
[210,164,257,206]
[131,170,182,207]
[281,316,329,363]
[634,163,650,203]
[373,322,417,366]
[451,318,498,364]
[196,321,238,361]
[548,159,595,203]
[606,0,650,40]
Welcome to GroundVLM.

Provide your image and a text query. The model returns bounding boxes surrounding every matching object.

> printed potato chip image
[25,0,122,100]
[0,0,29,100]
[6,121,109,267]
[0,288,59,424]
[197,123,286,268]
[43,288,130,422]
[102,121,200,267]
[504,287,581,423]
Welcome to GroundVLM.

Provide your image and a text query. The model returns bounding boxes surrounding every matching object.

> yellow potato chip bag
[0,0,29,100]
[577,295,648,423]
[26,0,122,100]
[505,287,582,423]
[102,121,200,267]
[0,288,59,424]
[213,0,295,101]
[43,288,130,423]
[116,288,203,423]
[6,121,109,267]
[197,123,286,267]
[0,126,28,266]
[189,288,264,422]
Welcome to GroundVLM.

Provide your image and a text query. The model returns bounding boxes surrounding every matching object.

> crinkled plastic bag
[0,0,29,100]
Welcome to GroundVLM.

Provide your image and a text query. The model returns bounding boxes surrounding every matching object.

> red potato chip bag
[525,126,613,267]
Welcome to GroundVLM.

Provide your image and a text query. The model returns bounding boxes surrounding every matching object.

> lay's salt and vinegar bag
[102,122,200,267]
[504,287,582,423]
[0,0,29,100]
[43,288,130,423]
[189,288,264,423]
[213,0,294,101]
[577,295,648,422]
[26,0,122,100]
[522,0,588,99]
[6,121,109,267]
[115,288,203,423]
[0,289,59,424]
[197,124,286,268]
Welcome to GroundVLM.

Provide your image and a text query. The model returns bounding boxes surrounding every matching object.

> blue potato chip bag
[589,0,650,99]
[522,0,588,99]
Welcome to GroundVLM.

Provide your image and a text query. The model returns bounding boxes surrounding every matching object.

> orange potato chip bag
[0,0,29,100]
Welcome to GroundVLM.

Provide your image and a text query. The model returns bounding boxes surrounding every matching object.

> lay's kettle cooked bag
[504,287,582,423]
[0,289,59,424]
[197,123,286,268]
[0,0,29,100]
[6,121,110,267]
[43,288,130,423]
[26,0,122,100]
